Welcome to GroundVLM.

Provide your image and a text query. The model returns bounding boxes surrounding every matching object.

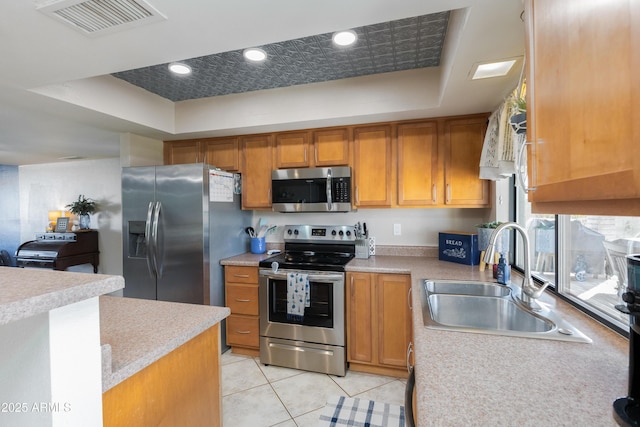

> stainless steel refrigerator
[122,164,249,343]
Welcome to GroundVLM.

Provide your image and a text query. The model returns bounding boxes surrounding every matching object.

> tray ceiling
[112,11,450,102]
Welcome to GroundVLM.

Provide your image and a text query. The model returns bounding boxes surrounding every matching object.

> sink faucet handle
[525,280,550,299]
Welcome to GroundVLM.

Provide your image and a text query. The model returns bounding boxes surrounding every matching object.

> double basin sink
[421,279,591,343]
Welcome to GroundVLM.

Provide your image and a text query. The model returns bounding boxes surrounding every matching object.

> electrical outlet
[393,223,401,236]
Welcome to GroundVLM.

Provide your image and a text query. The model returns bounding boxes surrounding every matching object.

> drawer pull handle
[235,298,251,302]
[234,274,250,278]
[235,330,251,334]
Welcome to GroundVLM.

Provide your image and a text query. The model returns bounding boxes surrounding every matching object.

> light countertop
[99,295,230,391]
[222,253,630,426]
[0,267,124,325]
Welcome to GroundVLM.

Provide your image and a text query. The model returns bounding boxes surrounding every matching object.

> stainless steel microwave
[271,167,352,213]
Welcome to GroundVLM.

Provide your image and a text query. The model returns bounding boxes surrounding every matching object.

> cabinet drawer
[226,315,259,348]
[226,284,259,315]
[225,266,258,284]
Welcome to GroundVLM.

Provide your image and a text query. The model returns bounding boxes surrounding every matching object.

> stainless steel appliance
[259,224,356,376]
[271,167,352,212]
[122,164,249,346]
[16,230,99,272]
[614,254,640,426]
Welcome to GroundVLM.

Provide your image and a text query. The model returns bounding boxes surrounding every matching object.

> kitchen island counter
[99,295,230,391]
[100,295,229,427]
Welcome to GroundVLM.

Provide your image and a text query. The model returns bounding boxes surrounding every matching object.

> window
[516,188,636,331]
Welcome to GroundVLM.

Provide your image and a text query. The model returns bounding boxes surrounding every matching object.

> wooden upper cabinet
[240,135,273,210]
[526,0,640,214]
[164,140,201,165]
[397,122,439,206]
[353,125,392,207]
[202,137,240,172]
[313,128,350,166]
[443,117,490,207]
[274,132,310,168]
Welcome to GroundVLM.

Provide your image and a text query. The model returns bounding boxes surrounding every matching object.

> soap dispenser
[496,254,510,285]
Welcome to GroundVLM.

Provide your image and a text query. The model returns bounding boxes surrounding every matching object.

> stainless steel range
[259,224,356,376]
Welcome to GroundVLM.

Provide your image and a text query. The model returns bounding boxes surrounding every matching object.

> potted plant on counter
[476,221,508,255]
[66,194,97,230]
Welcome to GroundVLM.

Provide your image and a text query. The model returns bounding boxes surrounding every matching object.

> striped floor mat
[318,395,405,427]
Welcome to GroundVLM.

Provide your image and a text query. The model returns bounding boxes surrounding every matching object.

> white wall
[120,132,163,167]
[19,158,122,275]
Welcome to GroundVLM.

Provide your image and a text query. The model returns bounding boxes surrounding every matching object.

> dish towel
[287,272,309,321]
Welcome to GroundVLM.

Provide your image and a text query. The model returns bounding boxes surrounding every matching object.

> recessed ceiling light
[243,48,267,62]
[471,59,517,80]
[332,30,357,46]
[168,62,192,75]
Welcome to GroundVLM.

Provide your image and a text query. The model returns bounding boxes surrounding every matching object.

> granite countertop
[99,295,230,391]
[0,268,124,325]
[220,251,274,266]
[222,252,630,426]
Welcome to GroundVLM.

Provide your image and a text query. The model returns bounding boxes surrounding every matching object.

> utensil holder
[251,237,266,254]
[355,239,370,259]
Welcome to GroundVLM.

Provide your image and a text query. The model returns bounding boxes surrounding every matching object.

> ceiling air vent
[36,0,167,37]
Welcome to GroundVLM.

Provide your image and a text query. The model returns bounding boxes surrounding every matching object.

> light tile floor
[221,350,406,427]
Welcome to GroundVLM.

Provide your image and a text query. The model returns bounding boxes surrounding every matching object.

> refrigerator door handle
[152,201,163,278]
[145,201,157,278]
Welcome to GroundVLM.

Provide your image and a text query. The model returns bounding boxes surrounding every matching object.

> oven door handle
[260,271,344,282]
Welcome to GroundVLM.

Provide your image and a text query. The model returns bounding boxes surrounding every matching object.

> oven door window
[268,277,333,328]
[272,178,328,204]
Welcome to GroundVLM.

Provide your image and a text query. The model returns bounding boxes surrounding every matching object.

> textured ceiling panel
[112,11,449,102]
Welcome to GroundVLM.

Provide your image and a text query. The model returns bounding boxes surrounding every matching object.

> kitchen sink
[422,279,592,343]
[425,280,511,297]
[428,294,554,333]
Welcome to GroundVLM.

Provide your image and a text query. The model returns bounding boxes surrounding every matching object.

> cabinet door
[526,0,640,213]
[241,135,273,209]
[443,117,490,207]
[313,128,350,166]
[347,272,374,364]
[164,141,201,165]
[202,138,239,172]
[274,132,310,168]
[397,122,439,206]
[354,125,392,207]
[376,274,412,368]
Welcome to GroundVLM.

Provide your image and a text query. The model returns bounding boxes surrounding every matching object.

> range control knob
[293,229,299,235]
[331,230,337,236]
[346,230,351,237]
[287,229,292,235]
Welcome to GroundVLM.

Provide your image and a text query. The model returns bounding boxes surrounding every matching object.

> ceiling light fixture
[332,30,357,46]
[471,59,517,80]
[168,62,192,75]
[243,48,267,62]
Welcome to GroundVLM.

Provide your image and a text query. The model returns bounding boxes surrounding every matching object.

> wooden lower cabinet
[224,266,260,356]
[346,272,412,378]
[103,325,222,427]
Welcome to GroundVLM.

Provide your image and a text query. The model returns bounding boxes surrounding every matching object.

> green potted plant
[476,221,508,254]
[66,194,97,230]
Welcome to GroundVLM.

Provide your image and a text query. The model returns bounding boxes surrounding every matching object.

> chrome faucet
[482,222,550,309]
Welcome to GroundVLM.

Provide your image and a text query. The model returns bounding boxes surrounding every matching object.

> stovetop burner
[258,225,356,272]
